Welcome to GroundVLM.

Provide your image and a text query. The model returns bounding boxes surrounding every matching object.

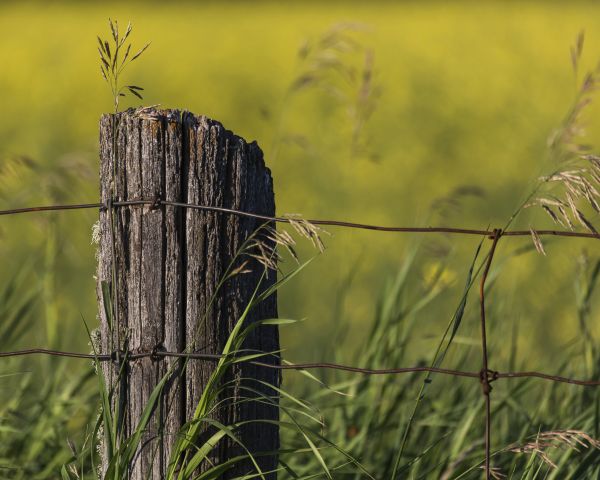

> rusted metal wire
[0,203,103,215]
[0,199,600,240]
[478,229,502,480]
[2,348,600,386]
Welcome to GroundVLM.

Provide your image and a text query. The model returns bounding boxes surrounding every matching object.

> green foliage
[281,245,600,478]
[0,267,96,479]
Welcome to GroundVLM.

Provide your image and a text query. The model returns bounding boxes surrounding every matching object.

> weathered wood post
[96,108,280,479]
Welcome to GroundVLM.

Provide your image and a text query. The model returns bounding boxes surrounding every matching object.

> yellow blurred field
[1,0,600,366]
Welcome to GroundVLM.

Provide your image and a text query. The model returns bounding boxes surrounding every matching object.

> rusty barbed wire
[2,347,600,386]
[0,199,600,240]
[478,229,502,479]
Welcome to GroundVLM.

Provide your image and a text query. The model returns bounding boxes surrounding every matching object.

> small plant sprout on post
[98,19,149,114]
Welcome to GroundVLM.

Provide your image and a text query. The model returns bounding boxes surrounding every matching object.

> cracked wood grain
[98,108,279,479]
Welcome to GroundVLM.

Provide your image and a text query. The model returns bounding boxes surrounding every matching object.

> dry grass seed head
[228,260,252,278]
[239,218,327,275]
[265,226,299,262]
[246,237,281,273]
[284,213,328,253]
[529,228,547,255]
[531,32,600,243]
[241,224,296,273]
[489,467,506,480]
[505,429,600,470]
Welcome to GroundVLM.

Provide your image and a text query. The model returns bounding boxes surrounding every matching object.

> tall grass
[0,265,96,479]
[59,235,371,479]
[0,152,98,479]
[278,240,600,478]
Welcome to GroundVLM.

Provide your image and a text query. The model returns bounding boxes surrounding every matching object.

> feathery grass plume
[283,213,328,253]
[351,47,380,159]
[98,19,150,113]
[233,216,327,277]
[244,226,297,273]
[571,30,585,77]
[504,429,600,470]
[272,23,381,162]
[527,32,600,250]
[229,218,325,277]
[241,226,286,273]
[290,22,369,95]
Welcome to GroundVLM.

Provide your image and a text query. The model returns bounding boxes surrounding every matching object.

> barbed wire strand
[2,348,600,386]
[1,199,600,239]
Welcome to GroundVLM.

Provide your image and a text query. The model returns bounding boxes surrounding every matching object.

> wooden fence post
[96,108,280,479]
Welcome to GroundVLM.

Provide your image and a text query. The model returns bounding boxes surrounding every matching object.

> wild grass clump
[279,243,600,478]
[271,22,381,163]
[0,266,96,480]
[58,226,366,479]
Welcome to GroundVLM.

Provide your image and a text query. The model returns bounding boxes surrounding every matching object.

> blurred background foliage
[3,1,600,476]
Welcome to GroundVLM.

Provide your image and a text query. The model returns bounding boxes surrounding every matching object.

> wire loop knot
[150,344,164,362]
[110,349,126,365]
[150,195,162,210]
[479,368,499,394]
